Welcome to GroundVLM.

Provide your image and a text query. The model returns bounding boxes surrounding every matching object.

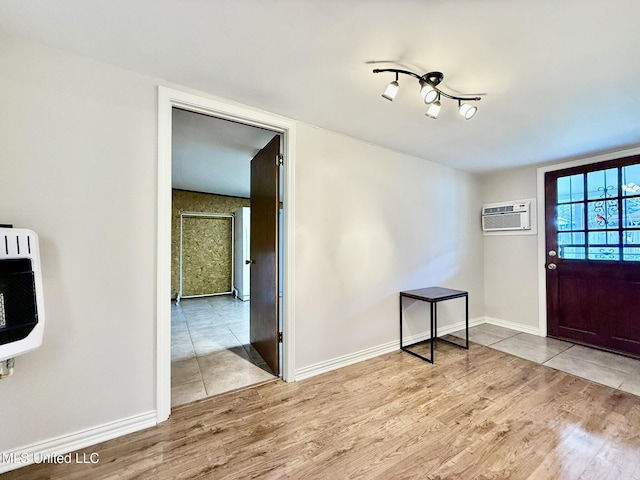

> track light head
[420,81,439,104]
[382,80,399,101]
[425,101,442,119]
[459,101,477,120]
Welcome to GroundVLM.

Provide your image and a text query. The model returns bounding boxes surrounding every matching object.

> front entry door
[249,135,280,375]
[545,155,640,357]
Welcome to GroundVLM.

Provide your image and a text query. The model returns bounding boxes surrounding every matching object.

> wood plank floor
[5,341,640,479]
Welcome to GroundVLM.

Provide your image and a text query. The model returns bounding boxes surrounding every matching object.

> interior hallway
[171,296,276,407]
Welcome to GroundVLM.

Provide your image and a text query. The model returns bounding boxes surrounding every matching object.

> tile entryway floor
[171,296,276,407]
[452,324,640,396]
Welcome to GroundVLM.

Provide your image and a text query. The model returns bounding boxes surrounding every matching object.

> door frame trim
[156,86,297,422]
[536,145,640,338]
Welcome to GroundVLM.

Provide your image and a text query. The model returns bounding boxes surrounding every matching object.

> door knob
[547,263,557,270]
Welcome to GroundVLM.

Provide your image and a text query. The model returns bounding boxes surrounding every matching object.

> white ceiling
[3,0,640,184]
[172,109,277,197]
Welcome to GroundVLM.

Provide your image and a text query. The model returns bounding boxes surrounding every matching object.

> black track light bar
[372,68,482,102]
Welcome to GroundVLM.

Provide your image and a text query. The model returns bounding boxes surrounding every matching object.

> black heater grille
[0,258,38,346]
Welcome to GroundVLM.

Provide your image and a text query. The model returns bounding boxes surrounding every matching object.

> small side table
[399,287,469,363]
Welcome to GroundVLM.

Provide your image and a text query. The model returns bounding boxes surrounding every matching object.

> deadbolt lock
[548,250,557,257]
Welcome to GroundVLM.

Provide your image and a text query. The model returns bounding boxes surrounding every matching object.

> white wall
[0,33,485,456]
[480,166,540,330]
[0,35,157,451]
[294,125,484,368]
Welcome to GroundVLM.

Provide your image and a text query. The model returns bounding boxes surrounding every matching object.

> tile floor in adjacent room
[451,323,640,396]
[171,296,276,407]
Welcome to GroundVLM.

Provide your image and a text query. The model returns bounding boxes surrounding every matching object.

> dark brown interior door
[250,135,280,375]
[545,155,640,357]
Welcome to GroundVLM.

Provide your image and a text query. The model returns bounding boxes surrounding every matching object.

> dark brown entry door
[545,155,640,357]
[250,135,280,375]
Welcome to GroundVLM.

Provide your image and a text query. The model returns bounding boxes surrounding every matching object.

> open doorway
[169,108,282,407]
[157,87,296,422]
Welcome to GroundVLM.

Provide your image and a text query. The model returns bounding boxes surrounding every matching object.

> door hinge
[278,332,283,343]
[276,154,283,167]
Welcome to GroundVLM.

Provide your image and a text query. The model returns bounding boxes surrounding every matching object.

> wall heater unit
[0,228,45,366]
[482,202,531,232]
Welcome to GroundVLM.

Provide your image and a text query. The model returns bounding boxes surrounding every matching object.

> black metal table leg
[430,301,435,361]
[465,294,469,349]
[399,294,403,350]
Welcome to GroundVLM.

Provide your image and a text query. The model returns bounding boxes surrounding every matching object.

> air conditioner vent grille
[483,205,514,215]
[483,213,525,230]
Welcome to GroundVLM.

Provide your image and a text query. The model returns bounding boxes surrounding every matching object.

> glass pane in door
[623,247,640,261]
[588,231,619,245]
[557,174,584,203]
[587,200,619,229]
[560,246,585,260]
[624,199,640,227]
[557,203,585,230]
[622,164,640,195]
[558,232,585,245]
[587,168,618,200]
[588,247,620,261]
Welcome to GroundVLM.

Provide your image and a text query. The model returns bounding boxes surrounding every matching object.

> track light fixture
[373,68,482,120]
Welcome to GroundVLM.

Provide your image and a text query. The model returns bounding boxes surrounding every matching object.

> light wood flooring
[6,340,640,479]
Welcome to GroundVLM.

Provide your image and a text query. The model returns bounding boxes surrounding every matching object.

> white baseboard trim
[294,316,485,381]
[484,316,541,336]
[0,410,157,474]
[294,340,398,381]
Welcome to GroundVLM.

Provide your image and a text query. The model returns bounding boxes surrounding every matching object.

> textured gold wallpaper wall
[171,190,250,298]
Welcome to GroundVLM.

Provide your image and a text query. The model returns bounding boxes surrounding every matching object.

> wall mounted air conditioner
[482,201,531,232]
